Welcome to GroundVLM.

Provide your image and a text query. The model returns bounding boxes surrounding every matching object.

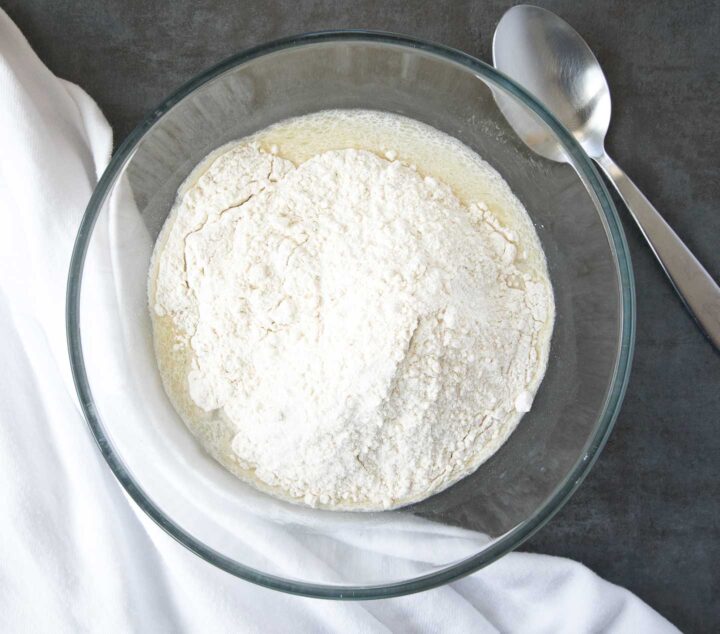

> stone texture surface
[4,1,718,631]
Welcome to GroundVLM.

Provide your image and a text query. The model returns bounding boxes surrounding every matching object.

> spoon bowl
[493,5,610,159]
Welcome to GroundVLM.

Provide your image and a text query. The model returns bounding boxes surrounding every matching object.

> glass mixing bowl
[66,32,634,598]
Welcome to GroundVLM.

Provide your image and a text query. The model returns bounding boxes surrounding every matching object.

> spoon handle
[595,152,720,350]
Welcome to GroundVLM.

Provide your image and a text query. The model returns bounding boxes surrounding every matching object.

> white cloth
[0,10,679,633]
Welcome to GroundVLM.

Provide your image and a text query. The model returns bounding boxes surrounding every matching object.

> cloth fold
[0,9,678,633]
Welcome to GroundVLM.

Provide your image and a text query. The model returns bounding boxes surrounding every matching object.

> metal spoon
[493,4,720,349]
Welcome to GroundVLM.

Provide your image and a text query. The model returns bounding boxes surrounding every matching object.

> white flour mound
[151,141,553,510]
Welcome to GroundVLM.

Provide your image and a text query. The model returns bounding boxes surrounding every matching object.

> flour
[150,111,554,511]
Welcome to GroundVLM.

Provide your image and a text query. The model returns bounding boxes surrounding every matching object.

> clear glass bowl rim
[66,30,636,600]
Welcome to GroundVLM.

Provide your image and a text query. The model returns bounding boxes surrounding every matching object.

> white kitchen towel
[0,9,679,633]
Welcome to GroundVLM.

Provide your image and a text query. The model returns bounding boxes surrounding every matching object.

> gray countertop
[5,1,718,631]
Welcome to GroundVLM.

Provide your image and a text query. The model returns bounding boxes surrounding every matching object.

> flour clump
[150,111,554,511]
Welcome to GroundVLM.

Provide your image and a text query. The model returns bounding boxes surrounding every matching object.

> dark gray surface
[5,0,718,631]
